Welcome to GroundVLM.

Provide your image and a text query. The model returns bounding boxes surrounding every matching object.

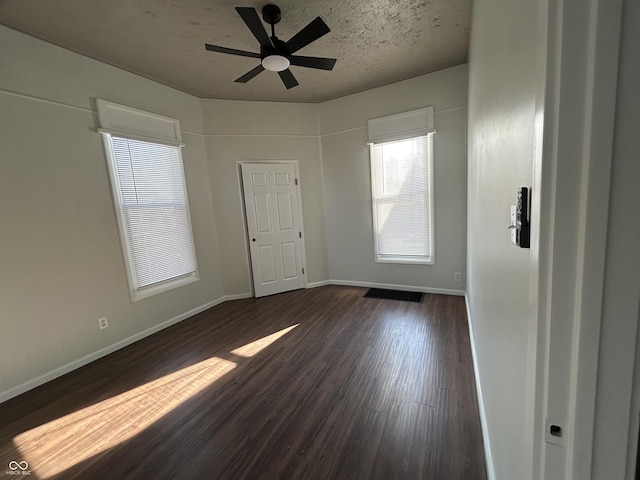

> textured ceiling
[0,0,471,102]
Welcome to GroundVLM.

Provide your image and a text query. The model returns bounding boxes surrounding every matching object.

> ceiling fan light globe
[262,55,290,72]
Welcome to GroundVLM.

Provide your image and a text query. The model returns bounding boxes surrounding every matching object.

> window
[97,100,198,301]
[368,107,435,264]
[370,135,434,264]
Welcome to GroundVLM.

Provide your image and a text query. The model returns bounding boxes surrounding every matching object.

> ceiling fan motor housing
[262,4,282,25]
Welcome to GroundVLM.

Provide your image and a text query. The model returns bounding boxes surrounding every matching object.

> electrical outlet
[454,272,462,282]
[98,317,108,330]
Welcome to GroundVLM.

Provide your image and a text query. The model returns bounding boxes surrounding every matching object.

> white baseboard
[0,296,228,404]
[222,292,253,301]
[465,294,496,480]
[306,280,331,288]
[330,279,465,297]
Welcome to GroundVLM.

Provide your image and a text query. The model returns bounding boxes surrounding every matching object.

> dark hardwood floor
[0,285,486,479]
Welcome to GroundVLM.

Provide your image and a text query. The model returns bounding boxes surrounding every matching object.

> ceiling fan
[204,4,337,89]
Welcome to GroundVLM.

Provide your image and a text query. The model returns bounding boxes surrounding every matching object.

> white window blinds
[370,136,433,263]
[111,136,197,289]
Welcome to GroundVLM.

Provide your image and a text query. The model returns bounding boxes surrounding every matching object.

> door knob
[252,238,256,242]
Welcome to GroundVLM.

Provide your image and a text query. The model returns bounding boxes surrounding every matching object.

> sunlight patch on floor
[14,356,235,478]
[231,324,299,357]
[14,324,299,479]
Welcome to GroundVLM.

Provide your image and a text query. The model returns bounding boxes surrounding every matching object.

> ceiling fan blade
[235,65,265,83]
[278,69,299,89]
[286,17,331,54]
[235,7,273,49]
[205,44,261,58]
[289,55,336,71]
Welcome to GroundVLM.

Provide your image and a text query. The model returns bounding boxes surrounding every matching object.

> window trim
[369,134,435,266]
[97,100,199,302]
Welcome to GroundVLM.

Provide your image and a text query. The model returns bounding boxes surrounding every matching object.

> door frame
[534,0,627,478]
[237,160,308,297]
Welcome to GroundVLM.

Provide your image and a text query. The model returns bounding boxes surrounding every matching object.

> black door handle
[252,238,256,242]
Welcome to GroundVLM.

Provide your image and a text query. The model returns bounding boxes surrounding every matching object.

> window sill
[374,256,434,265]
[130,272,199,302]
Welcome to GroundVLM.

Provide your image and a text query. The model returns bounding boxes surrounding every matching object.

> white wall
[466,0,543,478]
[318,65,468,293]
[200,99,329,295]
[201,65,468,296]
[0,25,225,401]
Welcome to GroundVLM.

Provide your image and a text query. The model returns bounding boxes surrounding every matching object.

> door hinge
[295,178,298,185]
[299,232,302,238]
[302,267,305,274]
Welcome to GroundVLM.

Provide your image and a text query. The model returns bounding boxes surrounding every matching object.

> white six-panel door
[241,163,305,297]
